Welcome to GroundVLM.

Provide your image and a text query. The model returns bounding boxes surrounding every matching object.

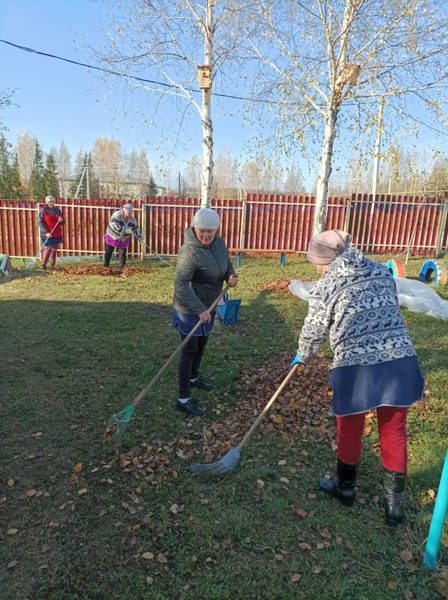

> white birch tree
[56,141,72,199]
[240,0,448,234]
[93,0,244,208]
[16,130,36,199]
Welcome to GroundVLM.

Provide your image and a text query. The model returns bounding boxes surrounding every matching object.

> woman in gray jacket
[172,208,238,416]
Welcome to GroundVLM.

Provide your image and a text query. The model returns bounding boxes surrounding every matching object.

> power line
[0,38,279,105]
[2,38,447,137]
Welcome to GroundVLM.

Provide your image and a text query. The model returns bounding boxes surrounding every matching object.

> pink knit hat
[307,229,352,265]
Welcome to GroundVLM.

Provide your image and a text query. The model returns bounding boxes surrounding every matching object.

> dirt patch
[56,265,156,279]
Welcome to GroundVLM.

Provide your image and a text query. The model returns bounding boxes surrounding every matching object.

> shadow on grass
[2,292,446,600]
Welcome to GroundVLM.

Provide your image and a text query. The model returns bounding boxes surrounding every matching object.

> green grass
[1,255,448,600]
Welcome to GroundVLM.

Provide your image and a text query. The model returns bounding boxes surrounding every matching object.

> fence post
[239,194,247,252]
[344,196,352,233]
[435,199,448,258]
[35,202,40,259]
[141,200,146,261]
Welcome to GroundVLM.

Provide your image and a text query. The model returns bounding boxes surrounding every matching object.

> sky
[1,1,448,192]
[0,0,250,185]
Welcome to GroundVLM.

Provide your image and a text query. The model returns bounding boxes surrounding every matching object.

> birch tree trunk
[200,0,214,208]
[313,106,338,235]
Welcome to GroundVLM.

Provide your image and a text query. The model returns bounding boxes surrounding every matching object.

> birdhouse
[336,63,361,88]
[198,65,212,90]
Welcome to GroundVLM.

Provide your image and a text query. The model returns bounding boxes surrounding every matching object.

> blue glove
[291,353,302,366]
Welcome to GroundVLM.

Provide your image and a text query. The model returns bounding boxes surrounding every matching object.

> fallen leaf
[146,576,154,585]
[296,509,308,518]
[400,549,413,562]
[280,477,290,484]
[7,528,18,535]
[316,542,325,550]
[272,416,283,424]
[428,489,436,501]
[308,493,317,499]
[299,543,311,551]
[312,565,322,574]
[388,581,398,591]
[48,521,59,528]
[157,553,168,563]
[170,503,179,514]
[7,560,18,568]
[142,552,154,561]
[30,432,43,439]
[278,459,287,465]
[59,503,66,510]
[291,573,301,582]
[257,479,265,489]
[7,479,14,487]
[274,554,284,561]
[171,470,178,478]
[26,489,37,497]
[78,488,87,495]
[345,540,354,550]
[73,462,83,472]
[336,536,343,545]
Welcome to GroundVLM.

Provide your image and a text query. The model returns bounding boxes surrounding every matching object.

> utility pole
[371,98,384,202]
[86,160,90,200]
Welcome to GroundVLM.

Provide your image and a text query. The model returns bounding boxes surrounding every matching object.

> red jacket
[38,204,65,239]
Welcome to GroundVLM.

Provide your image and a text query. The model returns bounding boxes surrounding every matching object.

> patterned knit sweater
[298,247,416,369]
[106,210,144,244]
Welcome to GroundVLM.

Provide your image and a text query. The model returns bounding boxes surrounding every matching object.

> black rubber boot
[319,459,358,506]
[384,469,406,526]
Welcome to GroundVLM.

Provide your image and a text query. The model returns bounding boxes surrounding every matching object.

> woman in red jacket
[38,196,65,269]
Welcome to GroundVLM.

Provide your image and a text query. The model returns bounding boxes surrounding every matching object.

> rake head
[189,447,241,478]
[104,405,135,442]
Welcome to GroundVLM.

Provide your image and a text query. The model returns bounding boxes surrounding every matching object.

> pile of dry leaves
[257,278,317,293]
[104,352,376,482]
[56,265,155,279]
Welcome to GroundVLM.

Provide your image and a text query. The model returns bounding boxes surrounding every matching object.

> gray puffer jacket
[173,228,235,315]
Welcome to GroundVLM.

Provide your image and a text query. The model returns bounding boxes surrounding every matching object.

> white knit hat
[193,208,220,230]
[46,195,55,203]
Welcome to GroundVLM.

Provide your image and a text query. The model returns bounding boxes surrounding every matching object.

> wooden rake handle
[238,364,299,450]
[132,285,231,409]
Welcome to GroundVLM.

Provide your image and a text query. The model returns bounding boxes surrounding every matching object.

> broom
[104,285,230,442]
[189,363,300,478]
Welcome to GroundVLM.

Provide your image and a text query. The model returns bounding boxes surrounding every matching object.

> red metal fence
[1,194,447,259]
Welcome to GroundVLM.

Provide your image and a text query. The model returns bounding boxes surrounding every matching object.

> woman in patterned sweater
[292,230,424,526]
[104,204,145,269]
